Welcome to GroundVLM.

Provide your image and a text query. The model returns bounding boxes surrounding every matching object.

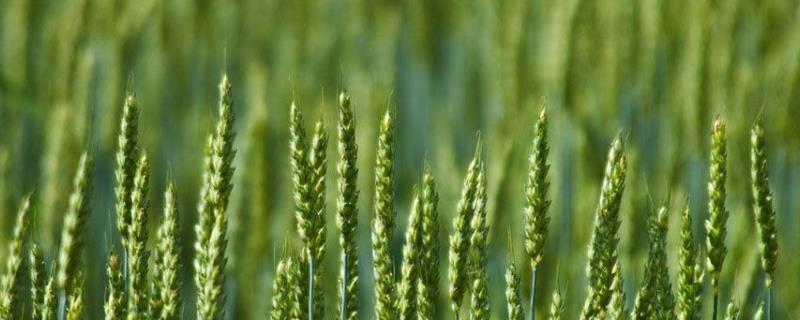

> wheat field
[0,0,799,319]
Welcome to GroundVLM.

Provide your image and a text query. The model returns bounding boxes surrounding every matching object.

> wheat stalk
[127,154,151,319]
[371,109,397,319]
[0,194,31,318]
[469,163,490,320]
[194,74,236,320]
[580,133,627,320]
[448,140,482,318]
[336,92,360,320]
[152,179,181,319]
[678,202,703,320]
[105,250,126,319]
[705,118,728,320]
[524,107,550,320]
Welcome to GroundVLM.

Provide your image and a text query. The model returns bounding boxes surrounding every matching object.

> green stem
[529,269,537,320]
[712,293,718,320]
[766,286,772,320]
[309,253,315,320]
[340,257,347,320]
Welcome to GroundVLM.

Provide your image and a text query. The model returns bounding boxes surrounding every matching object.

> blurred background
[1,0,799,318]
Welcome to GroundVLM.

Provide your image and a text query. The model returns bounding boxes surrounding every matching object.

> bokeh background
[1,0,799,318]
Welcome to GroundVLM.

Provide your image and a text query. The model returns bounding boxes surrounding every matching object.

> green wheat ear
[750,119,778,286]
[678,202,703,320]
[525,106,550,320]
[705,118,728,319]
[271,255,300,320]
[372,108,397,320]
[549,287,564,320]
[288,101,313,320]
[419,165,440,318]
[41,274,57,320]
[448,139,482,316]
[105,250,126,320]
[128,154,151,320]
[581,133,627,320]
[753,300,765,320]
[115,93,140,252]
[308,117,328,320]
[505,258,524,320]
[470,163,490,320]
[194,73,236,320]
[0,194,31,318]
[632,205,674,320]
[30,243,47,320]
[65,270,84,320]
[57,152,93,296]
[723,300,741,320]
[152,179,181,320]
[399,188,423,320]
[336,91,360,320]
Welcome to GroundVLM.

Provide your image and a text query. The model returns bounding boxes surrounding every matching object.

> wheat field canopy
[0,0,799,319]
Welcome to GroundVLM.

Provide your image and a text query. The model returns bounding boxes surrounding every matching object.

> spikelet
[0,195,31,318]
[723,300,740,320]
[40,275,57,320]
[371,109,397,319]
[194,74,236,320]
[127,154,151,319]
[448,140,482,315]
[607,261,626,320]
[469,163,490,320]
[750,119,778,286]
[336,92,360,320]
[581,134,627,320]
